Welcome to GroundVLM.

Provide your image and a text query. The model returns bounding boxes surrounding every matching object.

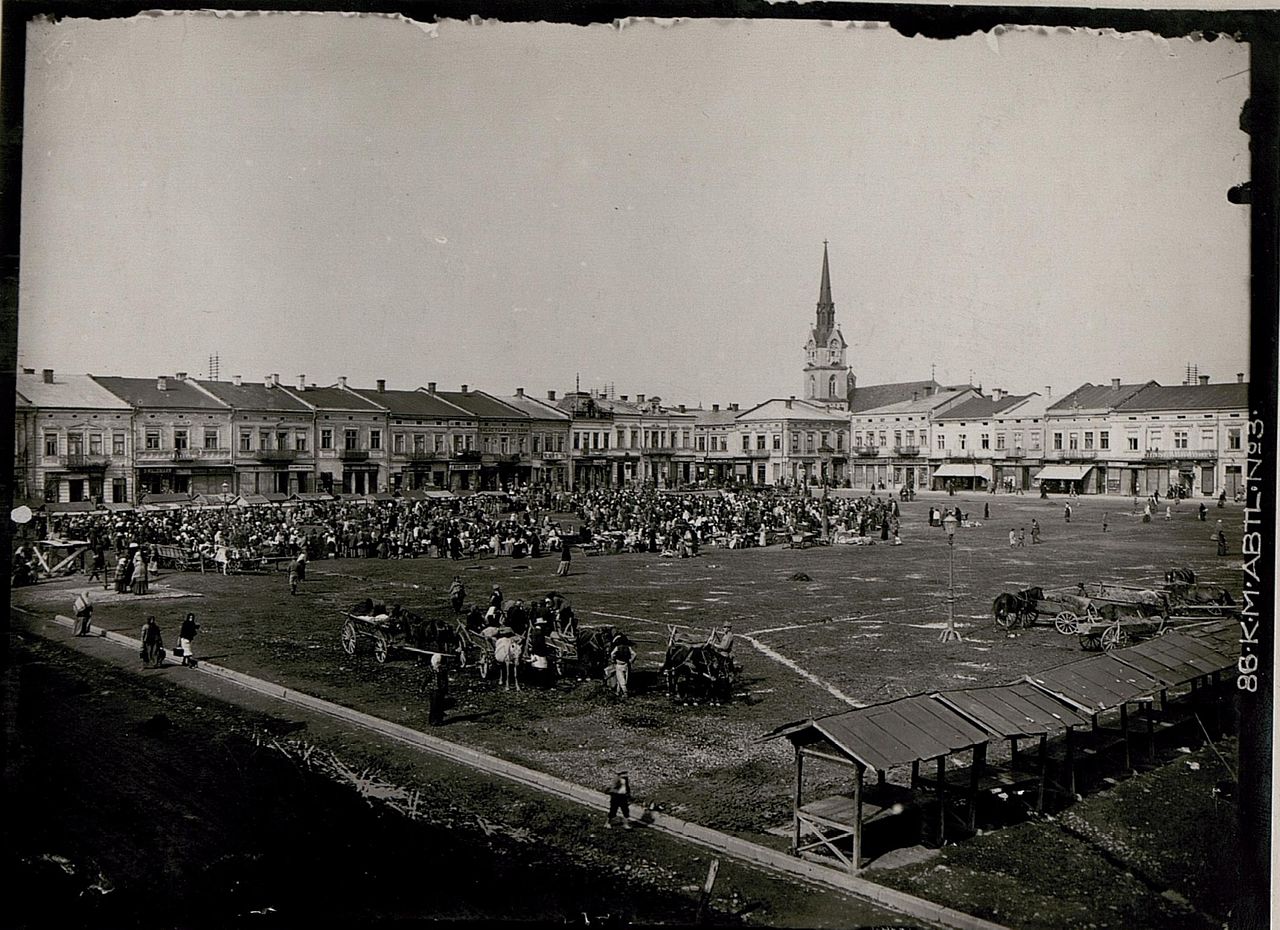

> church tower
[803,242,852,406]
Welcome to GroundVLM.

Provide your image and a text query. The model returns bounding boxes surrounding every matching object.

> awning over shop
[931,463,994,482]
[1033,465,1094,483]
[42,501,102,514]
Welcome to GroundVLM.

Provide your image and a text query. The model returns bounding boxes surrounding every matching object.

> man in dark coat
[427,654,448,725]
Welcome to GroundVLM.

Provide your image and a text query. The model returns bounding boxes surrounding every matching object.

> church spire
[814,240,835,343]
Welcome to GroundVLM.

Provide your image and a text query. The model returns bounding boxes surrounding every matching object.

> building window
[791,433,800,453]
[893,430,902,448]
[937,434,945,450]
[1083,431,1094,450]
[742,435,751,452]
[240,430,252,451]
[67,433,83,455]
[806,433,815,453]
[1068,433,1079,450]
[296,432,308,453]
[820,432,830,450]
[44,433,58,458]
[532,434,541,453]
[1127,434,1139,451]
[959,434,967,450]
[1227,428,1242,450]
[980,433,990,450]
[836,432,844,451]
[259,430,271,450]
[1174,430,1188,450]
[435,434,444,453]
[1100,431,1109,450]
[573,432,581,451]
[1146,428,1162,450]
[344,429,359,451]
[697,436,706,451]
[89,434,103,455]
[773,434,781,450]
[995,433,1005,450]
[113,433,126,457]
[204,429,219,450]
[173,430,188,451]
[369,430,381,451]
[454,434,464,452]
[321,429,333,450]
[276,431,289,451]
[414,434,426,454]
[854,431,862,446]
[502,435,511,454]
[145,430,160,450]
[394,433,406,454]
[112,478,127,503]
[1053,432,1063,450]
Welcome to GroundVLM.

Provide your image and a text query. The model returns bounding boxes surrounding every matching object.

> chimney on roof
[376,379,386,393]
[157,375,168,391]
[272,373,280,387]
[1198,374,1210,386]
[992,388,1003,402]
[338,376,347,389]
[619,395,628,402]
[678,404,685,413]
[41,368,53,384]
[912,391,918,402]
[1045,386,1052,398]
[546,389,556,401]
[636,393,645,404]
[730,403,739,411]
[461,384,469,394]
[1111,378,1120,390]
[175,371,187,381]
[924,385,933,397]
[297,374,306,390]
[427,382,437,394]
[786,397,793,409]
[712,404,719,412]
[1237,372,1245,383]
[232,374,242,387]
[516,387,525,398]
[264,375,273,388]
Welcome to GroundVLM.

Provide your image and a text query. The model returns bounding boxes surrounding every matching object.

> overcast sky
[20,14,1250,406]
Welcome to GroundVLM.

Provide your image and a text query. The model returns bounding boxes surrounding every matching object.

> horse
[992,586,1043,629]
[1165,567,1197,585]
[658,626,732,702]
[494,634,526,691]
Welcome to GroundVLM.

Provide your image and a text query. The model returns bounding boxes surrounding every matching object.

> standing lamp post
[939,512,962,643]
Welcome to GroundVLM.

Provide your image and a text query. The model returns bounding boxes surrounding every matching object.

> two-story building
[502,387,572,489]
[432,386,533,491]
[930,391,1047,491]
[691,403,743,484]
[94,373,234,500]
[344,380,476,492]
[195,374,317,496]
[558,390,621,489]
[1110,375,1249,498]
[557,391,697,488]
[849,385,976,490]
[281,379,389,495]
[18,368,135,504]
[1041,380,1157,495]
[735,397,849,487]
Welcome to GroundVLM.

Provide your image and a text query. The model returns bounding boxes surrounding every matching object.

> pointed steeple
[814,240,835,344]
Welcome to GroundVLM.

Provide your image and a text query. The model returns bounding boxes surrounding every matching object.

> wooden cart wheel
[373,630,390,664]
[1055,612,1079,635]
[994,605,1017,630]
[340,620,358,656]
[1101,625,1127,652]
[478,654,491,679]
[1022,609,1039,630]
[1080,634,1101,651]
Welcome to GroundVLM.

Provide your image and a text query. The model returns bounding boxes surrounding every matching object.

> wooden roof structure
[934,682,1091,738]
[1107,631,1236,689]
[1024,655,1164,714]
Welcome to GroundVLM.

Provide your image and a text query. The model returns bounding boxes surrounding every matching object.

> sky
[19,14,1251,407]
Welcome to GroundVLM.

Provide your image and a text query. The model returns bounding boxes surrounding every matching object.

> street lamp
[939,512,962,643]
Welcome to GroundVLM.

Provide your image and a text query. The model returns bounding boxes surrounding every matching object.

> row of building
[13,365,1249,506]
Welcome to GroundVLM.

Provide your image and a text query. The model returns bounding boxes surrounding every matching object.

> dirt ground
[2,633,908,929]
[10,490,1246,927]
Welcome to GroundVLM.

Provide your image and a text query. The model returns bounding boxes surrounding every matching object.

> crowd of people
[16,486,911,577]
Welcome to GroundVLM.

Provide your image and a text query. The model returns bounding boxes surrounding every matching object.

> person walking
[1008,528,1017,548]
[607,772,633,829]
[1198,502,1208,522]
[608,634,635,698]
[72,591,94,637]
[88,548,105,584]
[1017,527,1026,548]
[1102,513,1109,533]
[131,549,149,595]
[1031,519,1041,544]
[984,502,990,521]
[449,576,466,613]
[1164,505,1172,522]
[556,540,572,577]
[1063,503,1071,524]
[1216,528,1228,557]
[288,555,303,596]
[140,616,165,668]
[178,612,200,667]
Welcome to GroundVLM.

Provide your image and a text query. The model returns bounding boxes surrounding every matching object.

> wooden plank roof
[1107,632,1235,688]
[934,682,1091,738]
[1182,621,1240,657]
[763,694,989,772]
[1025,655,1164,714]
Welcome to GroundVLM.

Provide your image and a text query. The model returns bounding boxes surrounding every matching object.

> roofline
[90,374,232,409]
[278,383,389,413]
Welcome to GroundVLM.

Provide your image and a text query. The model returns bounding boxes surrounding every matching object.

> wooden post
[1210,671,1223,737]
[695,858,720,924]
[852,764,864,872]
[1159,687,1168,713]
[1010,736,1019,766]
[877,768,886,791]
[968,744,985,831]
[792,745,803,855]
[1036,734,1047,812]
[911,759,919,789]
[1065,727,1076,797]
[1091,713,1099,737]
[936,756,946,846]
[1120,702,1131,770]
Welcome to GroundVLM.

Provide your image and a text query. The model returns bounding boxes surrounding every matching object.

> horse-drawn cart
[339,605,459,665]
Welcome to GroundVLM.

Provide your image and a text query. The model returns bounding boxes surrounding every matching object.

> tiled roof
[346,387,471,419]
[1116,382,1249,412]
[195,380,313,413]
[847,380,951,413]
[937,394,1033,421]
[283,385,386,411]
[692,407,738,427]
[435,390,529,419]
[93,376,228,410]
[852,387,973,418]
[1048,382,1152,412]
[501,392,571,421]
[737,398,848,422]
[17,372,131,409]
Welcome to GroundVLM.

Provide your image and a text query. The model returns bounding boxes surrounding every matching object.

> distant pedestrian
[984,502,990,520]
[1031,519,1041,544]
[607,772,633,828]
[608,635,634,698]
[1102,513,1108,533]
[449,576,466,613]
[72,591,94,637]
[140,616,165,668]
[1008,529,1017,548]
[178,612,200,667]
[113,556,129,594]
[1216,529,1228,557]
[288,552,305,595]
[131,550,149,595]
[1198,502,1208,522]
[1017,527,1026,548]
[88,548,105,583]
[556,542,572,577]
[1063,503,1071,524]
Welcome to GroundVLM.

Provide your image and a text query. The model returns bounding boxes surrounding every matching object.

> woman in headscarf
[131,548,149,595]
[140,616,165,667]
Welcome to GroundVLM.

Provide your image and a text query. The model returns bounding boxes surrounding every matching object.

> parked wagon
[456,623,497,678]
[546,624,616,679]
[339,603,459,665]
